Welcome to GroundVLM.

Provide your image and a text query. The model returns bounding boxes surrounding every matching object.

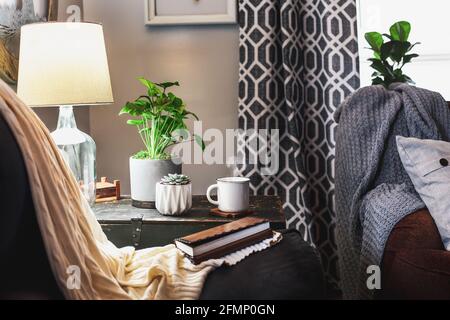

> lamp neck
[56,105,77,129]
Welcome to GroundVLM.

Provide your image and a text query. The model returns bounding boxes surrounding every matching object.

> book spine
[185,229,274,265]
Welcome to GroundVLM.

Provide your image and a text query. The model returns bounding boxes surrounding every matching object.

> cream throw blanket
[0,80,281,300]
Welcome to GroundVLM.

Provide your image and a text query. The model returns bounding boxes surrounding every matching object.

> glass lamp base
[51,106,97,206]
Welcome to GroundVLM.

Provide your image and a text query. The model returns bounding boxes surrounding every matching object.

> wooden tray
[209,208,254,219]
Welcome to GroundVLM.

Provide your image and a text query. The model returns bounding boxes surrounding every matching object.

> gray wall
[84,0,239,194]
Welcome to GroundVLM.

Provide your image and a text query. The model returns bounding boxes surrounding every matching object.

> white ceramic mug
[206,177,250,212]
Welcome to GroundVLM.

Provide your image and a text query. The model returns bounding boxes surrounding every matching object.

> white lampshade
[17,22,113,107]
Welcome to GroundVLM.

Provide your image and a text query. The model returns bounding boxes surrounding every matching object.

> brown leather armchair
[380,210,450,299]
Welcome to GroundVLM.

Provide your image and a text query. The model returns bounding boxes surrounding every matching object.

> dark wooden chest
[92,195,286,249]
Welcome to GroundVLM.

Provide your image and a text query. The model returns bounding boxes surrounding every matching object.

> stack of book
[175,217,273,264]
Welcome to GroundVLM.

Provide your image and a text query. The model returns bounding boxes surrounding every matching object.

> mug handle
[206,184,219,206]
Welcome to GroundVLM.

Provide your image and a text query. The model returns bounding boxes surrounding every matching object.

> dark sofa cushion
[200,230,325,300]
[381,210,450,300]
[0,114,63,300]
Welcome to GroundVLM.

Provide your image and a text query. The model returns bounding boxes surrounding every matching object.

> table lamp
[17,22,114,205]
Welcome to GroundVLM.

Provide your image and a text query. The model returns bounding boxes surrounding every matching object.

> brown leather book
[186,229,274,265]
[177,217,269,245]
[175,217,272,264]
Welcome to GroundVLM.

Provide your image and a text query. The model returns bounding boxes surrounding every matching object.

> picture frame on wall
[145,0,237,26]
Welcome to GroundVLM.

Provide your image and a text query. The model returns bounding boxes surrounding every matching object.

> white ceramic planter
[155,183,192,216]
[129,157,181,208]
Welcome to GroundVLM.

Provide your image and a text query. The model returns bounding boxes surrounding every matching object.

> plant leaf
[403,74,415,85]
[393,68,404,77]
[365,32,383,52]
[156,81,180,89]
[194,134,206,151]
[138,95,152,103]
[390,21,411,41]
[138,78,162,97]
[371,77,385,86]
[119,106,130,116]
[184,111,200,121]
[389,41,411,63]
[371,71,381,77]
[120,102,142,116]
[142,111,155,119]
[403,53,419,64]
[127,119,144,126]
[138,77,155,89]
[380,41,394,60]
[369,58,389,75]
[408,42,421,52]
[172,98,183,108]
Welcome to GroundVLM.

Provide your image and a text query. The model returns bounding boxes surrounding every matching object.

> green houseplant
[365,21,420,87]
[120,78,203,208]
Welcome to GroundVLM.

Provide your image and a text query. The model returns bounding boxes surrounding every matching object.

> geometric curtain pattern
[236,0,360,285]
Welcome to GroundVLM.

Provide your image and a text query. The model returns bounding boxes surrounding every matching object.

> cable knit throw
[334,83,450,299]
[0,79,281,300]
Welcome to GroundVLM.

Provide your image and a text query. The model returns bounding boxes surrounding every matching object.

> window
[357,0,450,100]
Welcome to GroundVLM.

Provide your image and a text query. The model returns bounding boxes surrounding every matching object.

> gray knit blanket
[334,83,450,299]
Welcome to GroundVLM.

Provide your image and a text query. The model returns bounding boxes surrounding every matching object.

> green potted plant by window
[365,21,420,87]
[120,78,204,208]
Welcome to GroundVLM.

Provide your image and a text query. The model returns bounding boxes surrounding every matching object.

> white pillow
[396,136,450,250]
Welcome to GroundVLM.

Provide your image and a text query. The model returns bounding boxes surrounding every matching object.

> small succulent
[160,174,191,186]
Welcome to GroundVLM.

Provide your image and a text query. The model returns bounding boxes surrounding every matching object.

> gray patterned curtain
[236,0,360,285]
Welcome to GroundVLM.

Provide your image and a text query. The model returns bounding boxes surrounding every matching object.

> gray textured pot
[129,157,182,209]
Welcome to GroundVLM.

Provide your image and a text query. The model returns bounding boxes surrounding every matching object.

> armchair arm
[380,210,450,299]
